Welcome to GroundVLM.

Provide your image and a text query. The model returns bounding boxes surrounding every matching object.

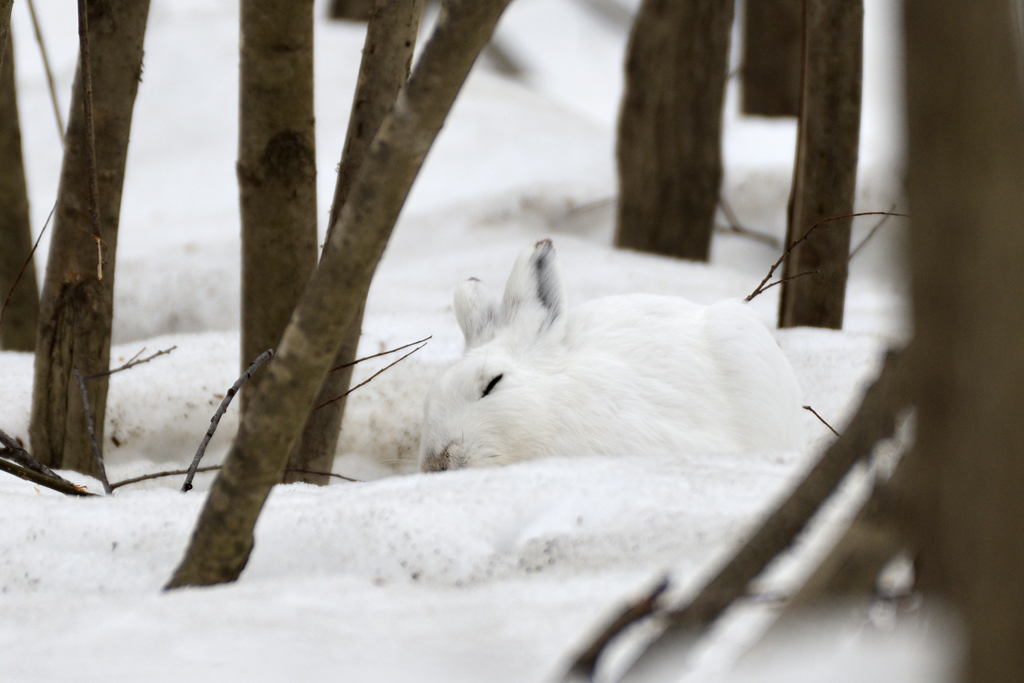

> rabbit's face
[419,240,568,472]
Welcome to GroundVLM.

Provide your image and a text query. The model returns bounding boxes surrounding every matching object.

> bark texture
[29,0,150,475]
[903,1,1024,680]
[286,0,424,485]
[614,0,733,262]
[238,0,318,411]
[0,32,40,351]
[167,0,514,589]
[742,0,802,117]
[778,0,863,329]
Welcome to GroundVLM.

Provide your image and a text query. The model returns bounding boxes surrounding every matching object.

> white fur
[419,240,803,471]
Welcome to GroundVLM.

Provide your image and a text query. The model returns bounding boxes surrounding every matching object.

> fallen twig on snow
[717,197,782,249]
[745,211,909,303]
[74,367,112,494]
[0,427,95,496]
[181,348,274,492]
[558,348,910,682]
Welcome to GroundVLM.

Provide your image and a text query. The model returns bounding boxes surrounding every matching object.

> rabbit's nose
[421,444,451,472]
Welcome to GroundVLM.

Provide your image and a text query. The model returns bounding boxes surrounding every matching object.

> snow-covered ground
[1,1,952,681]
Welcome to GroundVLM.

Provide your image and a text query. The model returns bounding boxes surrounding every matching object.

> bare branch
[0,456,96,496]
[315,341,427,411]
[559,349,910,681]
[181,349,274,492]
[0,201,54,329]
[746,211,909,303]
[744,270,819,302]
[329,335,431,373]
[74,367,111,494]
[26,0,64,141]
[85,346,176,380]
[111,465,359,491]
[0,427,67,482]
[848,204,898,261]
[803,404,841,437]
[717,197,782,249]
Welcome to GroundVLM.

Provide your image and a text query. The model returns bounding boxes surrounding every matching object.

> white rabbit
[419,239,803,471]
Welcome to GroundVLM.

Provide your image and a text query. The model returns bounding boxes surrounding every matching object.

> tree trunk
[0,31,40,352]
[903,1,1024,680]
[328,0,373,22]
[742,0,802,117]
[614,0,734,262]
[29,0,150,476]
[285,0,424,485]
[778,0,862,329]
[238,0,318,412]
[0,0,11,69]
[166,0,514,589]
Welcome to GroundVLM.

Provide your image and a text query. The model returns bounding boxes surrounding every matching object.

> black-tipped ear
[500,239,568,333]
[454,278,499,348]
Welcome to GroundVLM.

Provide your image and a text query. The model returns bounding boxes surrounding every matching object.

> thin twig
[181,349,274,492]
[315,341,427,411]
[744,270,819,302]
[76,0,103,281]
[803,404,841,437]
[74,367,111,494]
[0,456,96,496]
[0,201,55,328]
[717,197,782,249]
[111,464,359,491]
[26,0,64,141]
[744,211,910,303]
[85,346,176,380]
[330,335,431,373]
[848,204,899,261]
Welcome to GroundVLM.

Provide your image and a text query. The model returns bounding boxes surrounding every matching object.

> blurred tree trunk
[238,0,318,412]
[742,0,802,117]
[29,0,150,475]
[167,0,514,589]
[903,1,1024,680]
[614,0,734,262]
[0,0,11,68]
[286,0,424,485]
[0,31,40,352]
[778,0,862,329]
[328,0,373,22]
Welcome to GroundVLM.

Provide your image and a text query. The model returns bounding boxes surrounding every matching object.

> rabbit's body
[419,240,803,471]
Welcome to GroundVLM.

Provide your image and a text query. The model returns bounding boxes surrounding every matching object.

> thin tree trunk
[0,31,40,352]
[29,0,150,475]
[742,0,802,117]
[238,0,318,412]
[614,0,734,262]
[778,0,863,329]
[903,1,1024,680]
[286,0,424,485]
[166,0,514,589]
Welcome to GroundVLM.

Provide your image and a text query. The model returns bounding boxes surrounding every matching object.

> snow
[0,0,948,681]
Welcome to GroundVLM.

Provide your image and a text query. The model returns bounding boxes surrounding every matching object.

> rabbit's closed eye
[482,374,503,398]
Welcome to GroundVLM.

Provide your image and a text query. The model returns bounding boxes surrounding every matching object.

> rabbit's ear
[500,239,567,336]
[455,278,500,348]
